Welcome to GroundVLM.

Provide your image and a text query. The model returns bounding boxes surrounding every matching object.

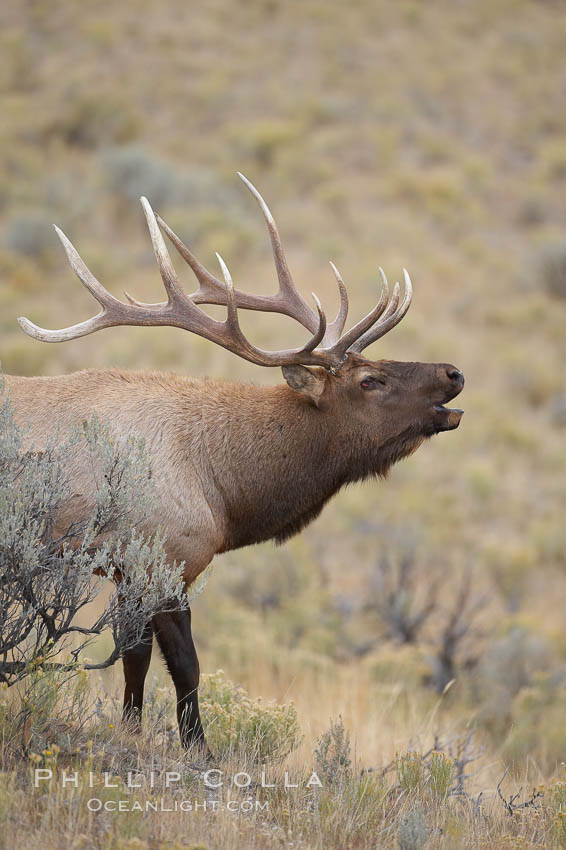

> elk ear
[282,365,326,405]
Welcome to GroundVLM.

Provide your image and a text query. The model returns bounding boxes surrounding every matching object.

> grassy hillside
[2,0,566,847]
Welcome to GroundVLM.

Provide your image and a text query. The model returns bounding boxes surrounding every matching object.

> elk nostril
[447,367,464,383]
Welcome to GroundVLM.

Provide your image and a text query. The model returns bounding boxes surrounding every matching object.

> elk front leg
[152,607,210,757]
[122,619,153,728]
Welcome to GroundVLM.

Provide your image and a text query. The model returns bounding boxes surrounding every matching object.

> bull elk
[4,174,464,755]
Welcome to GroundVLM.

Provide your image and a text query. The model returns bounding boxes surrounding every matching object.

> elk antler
[18,174,412,370]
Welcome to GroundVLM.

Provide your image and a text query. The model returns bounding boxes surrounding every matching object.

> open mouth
[430,368,465,432]
[433,403,464,431]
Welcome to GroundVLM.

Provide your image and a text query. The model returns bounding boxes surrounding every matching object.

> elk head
[18,172,464,456]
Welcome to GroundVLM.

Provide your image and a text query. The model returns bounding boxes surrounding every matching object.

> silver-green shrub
[0,381,187,686]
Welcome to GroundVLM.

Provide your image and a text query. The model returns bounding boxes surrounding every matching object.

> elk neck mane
[170,373,424,549]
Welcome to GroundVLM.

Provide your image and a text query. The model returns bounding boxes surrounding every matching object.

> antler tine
[347,269,413,354]
[344,280,399,355]
[215,252,262,361]
[237,172,318,331]
[155,213,227,304]
[324,268,391,361]
[215,252,328,366]
[140,197,189,305]
[18,225,130,343]
[321,262,349,347]
[53,226,124,309]
[123,290,155,307]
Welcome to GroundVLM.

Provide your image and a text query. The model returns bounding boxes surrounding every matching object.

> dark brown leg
[152,607,209,756]
[122,619,153,728]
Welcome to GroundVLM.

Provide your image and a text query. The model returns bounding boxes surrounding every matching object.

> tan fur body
[4,355,463,586]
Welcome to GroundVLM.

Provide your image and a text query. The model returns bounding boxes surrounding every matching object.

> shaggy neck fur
[183,382,424,550]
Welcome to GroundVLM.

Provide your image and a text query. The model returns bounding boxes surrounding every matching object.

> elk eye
[360,376,383,390]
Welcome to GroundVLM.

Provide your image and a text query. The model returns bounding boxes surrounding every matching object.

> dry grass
[0,665,561,850]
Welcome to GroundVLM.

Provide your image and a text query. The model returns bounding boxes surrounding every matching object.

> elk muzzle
[432,364,465,431]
